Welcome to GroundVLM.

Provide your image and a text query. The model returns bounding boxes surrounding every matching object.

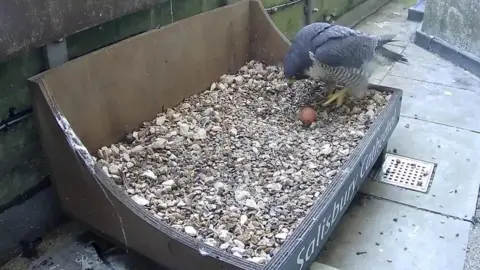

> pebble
[240,215,248,225]
[184,226,197,237]
[320,144,332,155]
[142,170,157,180]
[131,195,149,206]
[108,164,120,175]
[248,257,267,264]
[245,199,258,209]
[96,61,389,264]
[275,233,288,240]
[162,180,176,187]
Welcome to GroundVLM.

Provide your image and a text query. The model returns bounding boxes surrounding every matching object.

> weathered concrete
[422,0,480,59]
[0,186,64,265]
[362,116,480,220]
[317,195,469,270]
[382,74,480,132]
[389,44,480,92]
[414,24,480,80]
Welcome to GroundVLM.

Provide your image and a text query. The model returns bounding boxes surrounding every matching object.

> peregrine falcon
[283,22,408,107]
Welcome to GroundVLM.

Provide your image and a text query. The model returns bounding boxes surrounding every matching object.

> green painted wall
[313,0,367,22]
[263,0,367,40]
[269,2,306,40]
[0,47,47,208]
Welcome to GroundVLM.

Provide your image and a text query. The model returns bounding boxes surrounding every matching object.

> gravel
[94,60,389,264]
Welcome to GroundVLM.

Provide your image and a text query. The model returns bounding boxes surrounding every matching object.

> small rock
[240,215,248,225]
[237,234,251,243]
[366,110,375,119]
[231,247,246,254]
[320,144,332,155]
[108,164,120,175]
[204,238,217,247]
[234,76,244,84]
[214,182,225,192]
[195,128,207,139]
[247,257,266,264]
[233,239,245,249]
[372,93,385,104]
[326,170,337,177]
[150,138,167,149]
[162,180,176,187]
[232,252,243,258]
[245,199,258,209]
[177,200,186,207]
[234,190,250,202]
[266,183,282,191]
[156,116,166,126]
[142,170,157,180]
[131,195,149,206]
[184,226,197,237]
[121,153,130,162]
[229,127,238,136]
[218,229,231,242]
[110,145,120,155]
[275,233,288,240]
[179,123,190,136]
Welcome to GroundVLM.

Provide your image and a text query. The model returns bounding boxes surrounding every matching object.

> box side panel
[39,2,251,153]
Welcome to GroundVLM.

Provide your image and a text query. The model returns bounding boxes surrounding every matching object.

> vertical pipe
[305,0,313,25]
[43,39,68,68]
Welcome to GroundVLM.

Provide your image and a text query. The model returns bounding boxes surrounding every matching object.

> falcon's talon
[322,88,348,107]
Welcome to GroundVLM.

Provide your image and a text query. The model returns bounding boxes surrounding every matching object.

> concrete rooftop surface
[3,0,480,270]
[315,0,480,269]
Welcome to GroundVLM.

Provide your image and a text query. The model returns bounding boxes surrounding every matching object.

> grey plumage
[283,22,408,100]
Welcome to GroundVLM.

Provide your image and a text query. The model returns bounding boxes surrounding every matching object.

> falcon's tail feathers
[376,34,401,46]
[376,46,409,65]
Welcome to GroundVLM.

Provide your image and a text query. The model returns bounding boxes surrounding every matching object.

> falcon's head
[283,47,312,86]
[283,22,332,85]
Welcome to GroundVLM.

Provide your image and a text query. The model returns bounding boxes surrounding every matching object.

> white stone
[184,226,197,237]
[131,195,149,206]
[141,170,157,180]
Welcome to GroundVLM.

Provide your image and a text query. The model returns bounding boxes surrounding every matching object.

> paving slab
[381,75,480,132]
[354,0,419,48]
[316,195,470,270]
[369,78,381,84]
[361,117,480,220]
[389,44,480,92]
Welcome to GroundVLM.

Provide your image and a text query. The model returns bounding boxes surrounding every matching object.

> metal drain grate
[374,153,436,193]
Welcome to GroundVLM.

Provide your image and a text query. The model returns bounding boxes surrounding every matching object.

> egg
[299,107,317,126]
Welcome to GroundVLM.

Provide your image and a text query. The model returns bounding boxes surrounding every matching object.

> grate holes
[376,154,435,193]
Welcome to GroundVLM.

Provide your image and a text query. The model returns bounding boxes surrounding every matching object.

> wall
[0,0,370,265]
[422,0,480,58]
[265,0,367,40]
